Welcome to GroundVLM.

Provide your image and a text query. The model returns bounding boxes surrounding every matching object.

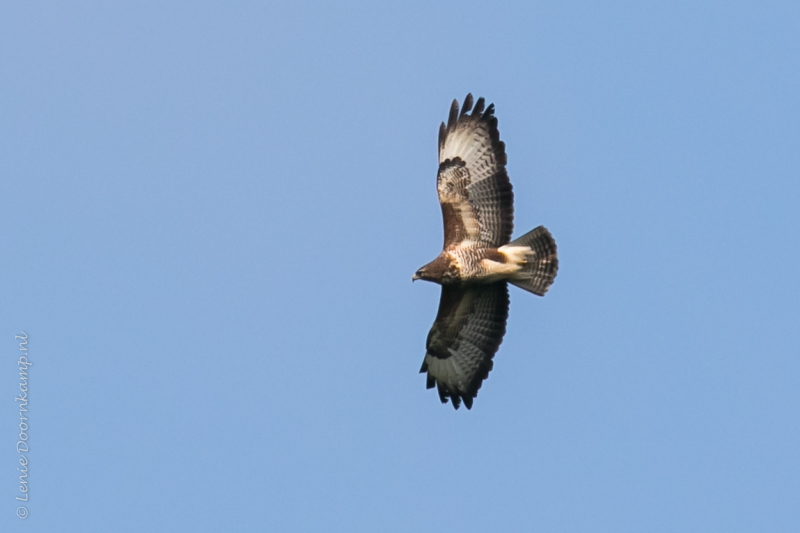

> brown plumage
[413,94,559,410]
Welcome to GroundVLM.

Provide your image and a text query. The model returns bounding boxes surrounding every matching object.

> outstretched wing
[437,94,514,249]
[419,283,509,410]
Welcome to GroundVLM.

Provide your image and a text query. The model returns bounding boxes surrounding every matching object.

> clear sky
[2,1,799,531]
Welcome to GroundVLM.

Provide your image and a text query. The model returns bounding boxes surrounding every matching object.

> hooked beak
[412,273,420,282]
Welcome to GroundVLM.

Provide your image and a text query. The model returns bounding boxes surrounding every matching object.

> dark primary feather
[437,94,514,248]
[419,283,509,410]
[459,93,473,118]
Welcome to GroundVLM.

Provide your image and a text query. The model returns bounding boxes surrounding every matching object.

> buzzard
[413,94,558,410]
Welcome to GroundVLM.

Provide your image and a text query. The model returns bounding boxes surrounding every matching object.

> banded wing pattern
[419,283,509,409]
[437,94,514,248]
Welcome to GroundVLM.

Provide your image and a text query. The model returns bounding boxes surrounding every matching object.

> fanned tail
[507,226,558,296]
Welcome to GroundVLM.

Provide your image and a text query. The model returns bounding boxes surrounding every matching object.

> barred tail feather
[508,226,558,296]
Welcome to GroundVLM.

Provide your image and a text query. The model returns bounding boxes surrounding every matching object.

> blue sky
[2,1,799,531]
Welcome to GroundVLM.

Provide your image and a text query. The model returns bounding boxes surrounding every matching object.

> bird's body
[414,94,558,410]
[417,244,534,284]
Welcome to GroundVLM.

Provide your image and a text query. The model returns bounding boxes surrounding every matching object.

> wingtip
[473,97,485,116]
[447,98,460,130]
[437,381,448,404]
[460,93,474,117]
[451,394,462,410]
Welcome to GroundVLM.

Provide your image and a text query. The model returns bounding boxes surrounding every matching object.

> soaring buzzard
[413,94,558,410]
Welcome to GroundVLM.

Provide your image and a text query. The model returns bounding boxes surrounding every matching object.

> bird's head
[413,255,457,284]
[412,267,432,283]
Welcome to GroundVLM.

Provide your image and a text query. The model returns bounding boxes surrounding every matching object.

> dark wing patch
[436,94,514,248]
[437,159,474,248]
[419,283,509,409]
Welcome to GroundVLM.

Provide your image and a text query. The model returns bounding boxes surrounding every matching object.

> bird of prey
[413,94,558,410]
